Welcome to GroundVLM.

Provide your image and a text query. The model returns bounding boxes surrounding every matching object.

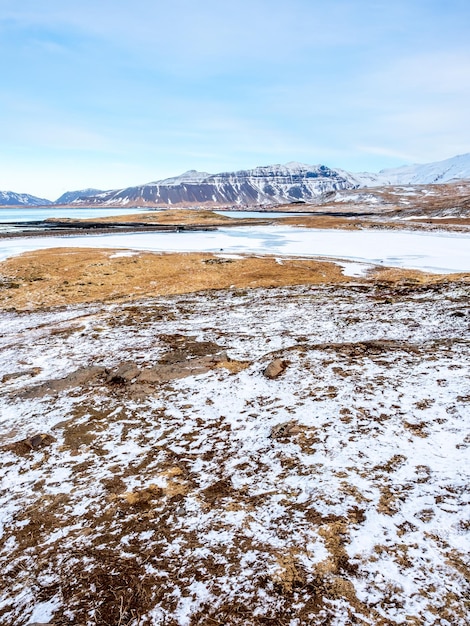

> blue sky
[1,0,469,199]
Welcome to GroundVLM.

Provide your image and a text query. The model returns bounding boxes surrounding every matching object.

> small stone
[270,421,301,439]
[264,359,287,379]
[108,362,141,383]
[4,433,56,455]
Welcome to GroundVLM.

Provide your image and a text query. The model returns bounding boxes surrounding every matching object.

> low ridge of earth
[0,210,272,240]
[1,270,469,624]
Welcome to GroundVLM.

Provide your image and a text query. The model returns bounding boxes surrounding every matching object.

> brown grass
[44,205,470,231]
[0,249,346,310]
[46,208,266,226]
[278,215,361,229]
[1,247,468,311]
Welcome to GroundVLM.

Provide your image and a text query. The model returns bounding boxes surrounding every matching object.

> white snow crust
[0,282,469,624]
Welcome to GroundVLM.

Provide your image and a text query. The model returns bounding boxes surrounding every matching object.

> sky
[1,0,469,200]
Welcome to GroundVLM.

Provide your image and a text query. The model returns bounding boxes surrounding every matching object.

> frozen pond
[0,225,469,274]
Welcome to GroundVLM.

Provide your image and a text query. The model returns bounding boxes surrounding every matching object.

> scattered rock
[19,366,107,399]
[321,340,420,359]
[107,361,141,384]
[270,421,302,439]
[4,433,56,455]
[119,485,162,507]
[134,369,163,384]
[134,360,211,384]
[159,339,225,363]
[264,358,288,379]
[127,383,155,401]
[15,338,234,401]
[202,258,234,265]
[1,367,42,383]
[135,346,231,384]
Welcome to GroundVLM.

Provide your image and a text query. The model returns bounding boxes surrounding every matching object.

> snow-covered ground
[0,282,469,625]
[1,226,470,273]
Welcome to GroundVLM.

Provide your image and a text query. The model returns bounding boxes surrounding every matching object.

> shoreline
[0,219,274,240]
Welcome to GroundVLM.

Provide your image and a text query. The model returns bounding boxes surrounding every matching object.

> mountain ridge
[0,191,53,207]
[54,188,105,205]
[1,153,469,207]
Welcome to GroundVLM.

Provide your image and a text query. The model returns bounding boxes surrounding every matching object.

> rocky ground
[279,180,470,231]
[1,276,469,625]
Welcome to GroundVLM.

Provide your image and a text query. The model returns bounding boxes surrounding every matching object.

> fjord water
[0,225,469,274]
[0,207,152,222]
[0,208,299,222]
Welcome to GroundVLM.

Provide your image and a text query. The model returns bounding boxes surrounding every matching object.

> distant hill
[0,191,52,206]
[352,153,470,187]
[54,189,104,204]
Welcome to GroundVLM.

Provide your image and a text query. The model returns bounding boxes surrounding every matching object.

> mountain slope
[74,163,358,207]
[353,153,470,187]
[55,188,104,204]
[0,191,52,206]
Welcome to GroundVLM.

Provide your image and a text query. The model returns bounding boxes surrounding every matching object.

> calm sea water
[0,207,152,222]
[0,208,300,223]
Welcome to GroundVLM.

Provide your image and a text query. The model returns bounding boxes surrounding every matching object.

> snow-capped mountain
[71,154,470,206]
[73,163,358,206]
[0,191,52,206]
[55,188,104,204]
[352,153,470,187]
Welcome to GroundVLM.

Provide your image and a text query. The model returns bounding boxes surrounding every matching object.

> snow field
[0,283,469,624]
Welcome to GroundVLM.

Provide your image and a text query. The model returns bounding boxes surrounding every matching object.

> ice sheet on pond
[0,225,469,273]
